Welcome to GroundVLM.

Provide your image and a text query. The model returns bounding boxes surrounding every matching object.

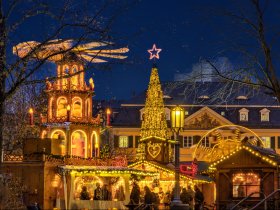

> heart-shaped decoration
[147,142,161,159]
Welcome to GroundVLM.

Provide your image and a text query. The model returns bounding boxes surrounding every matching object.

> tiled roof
[124,81,279,106]
[109,82,280,128]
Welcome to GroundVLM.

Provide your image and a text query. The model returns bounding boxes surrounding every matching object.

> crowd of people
[129,182,204,210]
[79,183,125,201]
[79,182,205,210]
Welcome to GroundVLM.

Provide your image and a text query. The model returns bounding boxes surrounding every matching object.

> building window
[183,136,193,148]
[119,136,128,148]
[201,138,210,147]
[239,108,249,122]
[221,111,225,116]
[57,97,68,117]
[260,108,270,122]
[71,130,87,158]
[233,173,260,198]
[261,137,271,148]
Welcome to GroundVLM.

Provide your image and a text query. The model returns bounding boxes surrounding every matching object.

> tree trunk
[0,13,6,171]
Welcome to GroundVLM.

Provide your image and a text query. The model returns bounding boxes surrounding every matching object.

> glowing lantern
[171,106,185,132]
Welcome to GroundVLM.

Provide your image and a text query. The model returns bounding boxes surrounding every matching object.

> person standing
[94,183,102,200]
[80,186,90,200]
[163,191,171,208]
[101,184,110,200]
[194,185,204,210]
[144,186,153,210]
[186,186,195,209]
[130,182,140,204]
[180,188,192,205]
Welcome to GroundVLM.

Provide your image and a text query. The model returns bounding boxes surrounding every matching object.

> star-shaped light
[147,44,162,60]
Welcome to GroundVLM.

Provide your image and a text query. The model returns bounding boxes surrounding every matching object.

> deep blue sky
[9,0,280,100]
[92,0,280,100]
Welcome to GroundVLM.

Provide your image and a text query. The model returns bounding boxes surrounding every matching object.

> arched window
[72,97,82,118]
[62,65,69,89]
[232,173,260,198]
[71,130,87,158]
[71,65,79,89]
[57,97,67,117]
[51,130,66,155]
[91,131,98,157]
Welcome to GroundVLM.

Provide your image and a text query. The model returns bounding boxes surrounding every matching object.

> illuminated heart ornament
[147,142,161,158]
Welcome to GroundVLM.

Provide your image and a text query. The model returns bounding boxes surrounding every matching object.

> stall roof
[128,160,212,183]
[58,165,158,177]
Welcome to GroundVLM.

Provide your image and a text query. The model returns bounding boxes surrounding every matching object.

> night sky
[9,0,280,100]
[93,0,280,100]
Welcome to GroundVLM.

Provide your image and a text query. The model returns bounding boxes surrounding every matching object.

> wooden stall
[209,143,280,210]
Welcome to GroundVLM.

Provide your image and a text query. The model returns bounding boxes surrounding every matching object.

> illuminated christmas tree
[141,65,168,140]
[138,64,169,163]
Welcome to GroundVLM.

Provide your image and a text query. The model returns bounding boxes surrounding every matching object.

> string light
[209,145,278,170]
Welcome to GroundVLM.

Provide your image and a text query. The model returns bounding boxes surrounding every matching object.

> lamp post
[171,106,185,207]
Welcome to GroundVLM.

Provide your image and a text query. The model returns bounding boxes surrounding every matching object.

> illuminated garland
[61,166,158,177]
[128,160,211,184]
[140,67,168,141]
[209,145,278,170]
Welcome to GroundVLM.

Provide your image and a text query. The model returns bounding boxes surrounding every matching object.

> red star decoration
[147,44,162,60]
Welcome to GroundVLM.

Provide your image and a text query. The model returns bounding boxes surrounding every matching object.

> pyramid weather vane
[147,44,162,60]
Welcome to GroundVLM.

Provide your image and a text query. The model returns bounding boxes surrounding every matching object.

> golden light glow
[140,67,167,141]
[171,106,185,130]
[66,104,71,111]
[193,124,265,160]
[89,78,95,90]
[41,130,47,139]
[91,131,99,156]
[72,97,82,117]
[71,130,88,158]
[128,160,211,184]
[29,108,34,114]
[209,145,277,169]
[51,129,66,139]
[57,97,68,117]
[138,66,168,161]
[106,108,111,115]
[13,40,129,63]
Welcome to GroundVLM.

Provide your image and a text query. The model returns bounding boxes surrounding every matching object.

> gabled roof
[184,106,233,126]
[209,143,280,170]
[128,160,212,183]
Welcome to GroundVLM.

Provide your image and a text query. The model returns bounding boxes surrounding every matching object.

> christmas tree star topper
[148,44,162,60]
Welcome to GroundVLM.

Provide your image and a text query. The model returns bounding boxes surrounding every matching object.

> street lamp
[171,106,185,207]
